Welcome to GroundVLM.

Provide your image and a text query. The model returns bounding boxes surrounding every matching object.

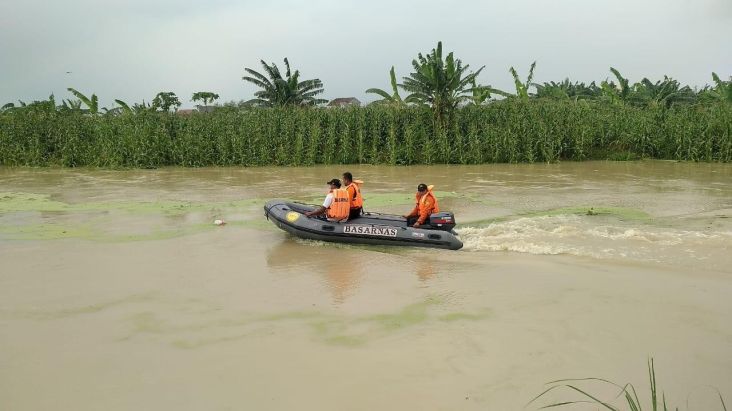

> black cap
[417,183,428,192]
[327,178,342,188]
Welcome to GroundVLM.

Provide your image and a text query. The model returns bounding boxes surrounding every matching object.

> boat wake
[457,215,731,270]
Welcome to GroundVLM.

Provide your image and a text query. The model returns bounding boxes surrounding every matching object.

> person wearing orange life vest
[304,179,351,222]
[403,183,439,228]
[342,172,364,220]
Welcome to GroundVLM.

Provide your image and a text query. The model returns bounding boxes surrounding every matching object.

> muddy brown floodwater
[1,161,731,410]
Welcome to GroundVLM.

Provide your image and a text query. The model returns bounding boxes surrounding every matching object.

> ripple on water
[456,214,732,271]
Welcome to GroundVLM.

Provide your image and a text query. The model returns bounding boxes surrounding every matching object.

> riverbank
[1,101,730,167]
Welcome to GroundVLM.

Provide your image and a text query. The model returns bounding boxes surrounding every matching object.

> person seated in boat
[403,183,439,228]
[342,172,364,220]
[304,179,350,222]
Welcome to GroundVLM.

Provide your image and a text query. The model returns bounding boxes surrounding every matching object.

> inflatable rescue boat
[264,200,463,250]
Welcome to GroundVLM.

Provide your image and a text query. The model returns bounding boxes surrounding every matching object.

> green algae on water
[364,298,441,330]
[0,222,95,240]
[0,192,70,213]
[439,309,493,322]
[0,191,270,241]
[0,192,264,215]
[116,296,492,349]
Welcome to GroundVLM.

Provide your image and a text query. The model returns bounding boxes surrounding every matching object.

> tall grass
[528,358,728,411]
[1,100,730,167]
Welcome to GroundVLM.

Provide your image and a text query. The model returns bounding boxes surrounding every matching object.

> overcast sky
[1,0,730,108]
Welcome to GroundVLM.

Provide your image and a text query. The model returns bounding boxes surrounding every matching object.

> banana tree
[133,100,156,114]
[599,67,634,105]
[534,79,601,101]
[109,99,157,114]
[60,99,83,112]
[67,88,99,114]
[113,99,134,114]
[242,58,326,107]
[366,66,410,106]
[634,76,695,108]
[467,79,510,105]
[507,61,537,99]
[17,95,58,113]
[702,72,732,104]
[401,41,484,123]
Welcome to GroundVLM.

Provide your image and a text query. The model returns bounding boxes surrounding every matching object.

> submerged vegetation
[1,41,730,167]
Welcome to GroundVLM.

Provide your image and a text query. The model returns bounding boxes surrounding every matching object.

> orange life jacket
[327,188,350,221]
[417,189,439,217]
[345,181,364,209]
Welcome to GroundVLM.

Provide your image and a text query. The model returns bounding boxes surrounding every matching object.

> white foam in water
[457,215,732,270]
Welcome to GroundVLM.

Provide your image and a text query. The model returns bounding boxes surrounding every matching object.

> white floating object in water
[214,219,226,226]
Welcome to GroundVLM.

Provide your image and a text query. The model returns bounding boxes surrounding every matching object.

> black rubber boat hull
[264,200,463,250]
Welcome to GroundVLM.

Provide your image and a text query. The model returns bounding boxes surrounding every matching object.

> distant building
[327,97,361,108]
[195,105,216,113]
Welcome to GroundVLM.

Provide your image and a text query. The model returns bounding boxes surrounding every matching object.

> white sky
[1,0,730,108]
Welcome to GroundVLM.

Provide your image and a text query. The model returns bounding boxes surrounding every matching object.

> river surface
[1,161,731,410]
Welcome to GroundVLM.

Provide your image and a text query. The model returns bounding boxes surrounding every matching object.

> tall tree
[191,92,220,107]
[401,41,484,123]
[152,92,181,112]
[242,58,326,107]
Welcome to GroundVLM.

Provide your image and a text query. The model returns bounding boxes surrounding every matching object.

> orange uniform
[406,190,439,225]
[345,182,363,210]
[326,188,350,221]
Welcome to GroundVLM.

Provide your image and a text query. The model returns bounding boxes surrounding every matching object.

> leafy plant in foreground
[528,358,728,410]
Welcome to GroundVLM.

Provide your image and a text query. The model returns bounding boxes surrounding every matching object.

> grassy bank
[1,100,730,167]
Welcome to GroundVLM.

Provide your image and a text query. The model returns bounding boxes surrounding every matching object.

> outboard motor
[429,212,456,232]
